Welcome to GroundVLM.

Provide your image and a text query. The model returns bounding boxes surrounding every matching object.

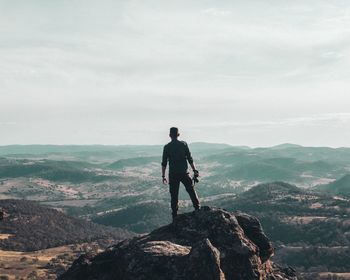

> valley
[0,143,350,279]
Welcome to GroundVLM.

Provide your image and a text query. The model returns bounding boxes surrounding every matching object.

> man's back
[162,139,193,174]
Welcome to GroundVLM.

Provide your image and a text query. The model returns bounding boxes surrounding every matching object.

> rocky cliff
[59,206,297,280]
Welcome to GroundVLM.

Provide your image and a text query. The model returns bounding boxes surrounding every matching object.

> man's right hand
[162,176,168,184]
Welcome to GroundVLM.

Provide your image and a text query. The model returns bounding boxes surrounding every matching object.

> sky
[1,0,350,147]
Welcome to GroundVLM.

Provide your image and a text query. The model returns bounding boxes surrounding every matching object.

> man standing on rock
[161,127,200,220]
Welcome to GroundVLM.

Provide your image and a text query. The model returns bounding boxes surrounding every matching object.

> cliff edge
[59,206,297,280]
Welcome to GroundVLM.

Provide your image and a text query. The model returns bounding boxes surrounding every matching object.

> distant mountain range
[1,143,349,186]
[0,143,232,160]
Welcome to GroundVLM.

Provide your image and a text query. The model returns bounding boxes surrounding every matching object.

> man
[161,127,200,220]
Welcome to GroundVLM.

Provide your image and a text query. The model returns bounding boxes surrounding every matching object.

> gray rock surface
[60,206,297,280]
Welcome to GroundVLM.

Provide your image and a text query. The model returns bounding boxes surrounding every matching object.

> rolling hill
[0,158,112,183]
[235,181,303,202]
[316,174,350,196]
[107,156,159,169]
[92,200,170,233]
[0,199,133,251]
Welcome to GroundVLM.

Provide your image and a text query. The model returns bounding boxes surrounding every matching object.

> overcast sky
[1,0,350,147]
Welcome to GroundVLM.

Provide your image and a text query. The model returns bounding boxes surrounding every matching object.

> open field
[0,243,102,280]
[317,272,350,279]
[0,246,70,279]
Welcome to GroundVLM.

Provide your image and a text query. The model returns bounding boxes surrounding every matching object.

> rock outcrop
[60,206,297,280]
[0,208,4,221]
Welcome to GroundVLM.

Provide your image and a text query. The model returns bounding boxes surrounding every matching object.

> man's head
[169,127,179,139]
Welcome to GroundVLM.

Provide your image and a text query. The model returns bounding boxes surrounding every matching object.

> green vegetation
[93,201,170,233]
[1,143,350,277]
[0,200,133,251]
[317,174,350,196]
[108,156,159,169]
[0,159,112,183]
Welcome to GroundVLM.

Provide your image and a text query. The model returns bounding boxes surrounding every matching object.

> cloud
[0,0,349,146]
[0,122,17,126]
[189,113,350,129]
[201,8,232,17]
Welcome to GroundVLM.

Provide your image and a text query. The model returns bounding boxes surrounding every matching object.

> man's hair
[169,127,179,137]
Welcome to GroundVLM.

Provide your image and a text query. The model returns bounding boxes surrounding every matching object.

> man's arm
[185,143,197,172]
[162,165,167,178]
[161,146,168,184]
[189,162,197,172]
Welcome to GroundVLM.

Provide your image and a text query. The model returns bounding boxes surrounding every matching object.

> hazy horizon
[1,0,350,147]
[0,141,349,149]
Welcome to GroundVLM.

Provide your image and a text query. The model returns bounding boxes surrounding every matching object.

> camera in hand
[192,170,199,184]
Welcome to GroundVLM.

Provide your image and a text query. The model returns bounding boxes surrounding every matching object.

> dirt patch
[0,243,102,279]
[0,234,14,241]
[283,216,328,224]
[319,272,350,279]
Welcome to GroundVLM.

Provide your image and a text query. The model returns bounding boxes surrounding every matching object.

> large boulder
[60,206,297,280]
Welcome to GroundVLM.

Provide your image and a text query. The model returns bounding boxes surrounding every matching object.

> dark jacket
[161,139,193,174]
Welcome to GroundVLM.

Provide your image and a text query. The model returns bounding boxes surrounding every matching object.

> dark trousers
[169,172,200,217]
